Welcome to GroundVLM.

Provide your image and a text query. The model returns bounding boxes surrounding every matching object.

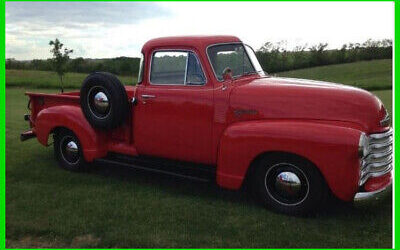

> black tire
[80,72,129,129]
[54,129,86,171]
[251,153,328,215]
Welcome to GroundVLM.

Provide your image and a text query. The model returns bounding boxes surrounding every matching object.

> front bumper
[354,179,392,203]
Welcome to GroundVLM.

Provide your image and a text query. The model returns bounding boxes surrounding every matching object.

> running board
[93,154,216,183]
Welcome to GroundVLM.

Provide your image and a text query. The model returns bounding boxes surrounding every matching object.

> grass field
[6,61,393,248]
[6,69,136,89]
[278,59,392,90]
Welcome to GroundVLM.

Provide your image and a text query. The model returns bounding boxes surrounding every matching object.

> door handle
[141,94,156,99]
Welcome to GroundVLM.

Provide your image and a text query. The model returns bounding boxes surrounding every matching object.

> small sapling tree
[49,39,73,93]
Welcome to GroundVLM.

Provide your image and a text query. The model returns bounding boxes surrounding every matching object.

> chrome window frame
[206,42,258,82]
[137,52,145,85]
[244,44,266,76]
[148,49,208,86]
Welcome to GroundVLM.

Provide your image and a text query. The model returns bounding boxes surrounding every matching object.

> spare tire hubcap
[94,92,109,114]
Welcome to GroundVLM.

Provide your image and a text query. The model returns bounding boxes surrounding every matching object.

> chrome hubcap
[93,92,109,114]
[65,141,78,156]
[60,136,80,164]
[275,172,302,198]
[265,163,309,206]
[87,86,111,119]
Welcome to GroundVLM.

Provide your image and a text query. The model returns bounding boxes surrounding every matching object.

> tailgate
[23,91,80,131]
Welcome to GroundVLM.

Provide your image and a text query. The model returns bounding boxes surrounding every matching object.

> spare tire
[80,72,129,129]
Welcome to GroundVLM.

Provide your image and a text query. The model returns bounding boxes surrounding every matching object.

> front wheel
[251,154,328,215]
[53,129,86,171]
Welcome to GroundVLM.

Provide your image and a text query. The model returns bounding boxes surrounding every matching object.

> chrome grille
[359,128,393,186]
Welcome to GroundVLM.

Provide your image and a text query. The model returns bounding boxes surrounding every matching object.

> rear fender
[35,105,107,162]
[217,120,362,201]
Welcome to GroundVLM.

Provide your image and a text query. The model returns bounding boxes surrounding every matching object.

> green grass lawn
[278,59,392,90]
[6,69,136,89]
[6,61,393,248]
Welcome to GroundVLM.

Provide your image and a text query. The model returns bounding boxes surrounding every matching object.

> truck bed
[25,91,81,127]
[25,86,136,127]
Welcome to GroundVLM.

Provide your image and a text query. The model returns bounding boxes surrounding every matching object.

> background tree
[49,38,73,92]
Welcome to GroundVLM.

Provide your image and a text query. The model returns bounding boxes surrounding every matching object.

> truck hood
[229,77,387,132]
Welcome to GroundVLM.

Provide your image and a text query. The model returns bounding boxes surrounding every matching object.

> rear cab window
[150,50,206,85]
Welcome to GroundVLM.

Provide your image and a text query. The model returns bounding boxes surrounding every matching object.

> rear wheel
[251,154,328,215]
[54,129,86,171]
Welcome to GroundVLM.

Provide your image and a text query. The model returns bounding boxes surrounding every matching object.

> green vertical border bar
[394,0,398,249]
[1,0,5,249]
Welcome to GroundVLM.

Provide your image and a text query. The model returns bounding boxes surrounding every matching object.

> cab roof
[142,35,241,52]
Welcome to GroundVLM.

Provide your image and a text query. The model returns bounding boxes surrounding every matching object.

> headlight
[358,132,369,158]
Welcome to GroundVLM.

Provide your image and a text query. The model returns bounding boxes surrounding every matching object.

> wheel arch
[242,151,327,191]
[35,105,108,162]
[216,119,362,201]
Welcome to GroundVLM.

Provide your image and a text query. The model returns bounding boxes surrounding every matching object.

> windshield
[207,43,266,81]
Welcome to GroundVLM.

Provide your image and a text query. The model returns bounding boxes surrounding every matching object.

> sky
[6,1,394,60]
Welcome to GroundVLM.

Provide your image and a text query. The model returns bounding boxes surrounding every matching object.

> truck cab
[21,36,393,215]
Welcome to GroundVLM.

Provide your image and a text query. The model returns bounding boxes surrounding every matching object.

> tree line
[256,39,392,73]
[6,38,391,76]
[6,56,141,76]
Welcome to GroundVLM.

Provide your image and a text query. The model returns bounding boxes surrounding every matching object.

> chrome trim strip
[137,52,145,85]
[363,154,393,166]
[363,163,392,174]
[360,162,392,185]
[364,148,392,162]
[183,53,189,84]
[360,165,392,186]
[369,129,393,139]
[369,139,392,150]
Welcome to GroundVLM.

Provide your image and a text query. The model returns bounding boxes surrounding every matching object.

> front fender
[35,105,107,162]
[217,120,362,201]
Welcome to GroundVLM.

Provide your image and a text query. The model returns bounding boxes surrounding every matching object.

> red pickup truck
[21,36,392,215]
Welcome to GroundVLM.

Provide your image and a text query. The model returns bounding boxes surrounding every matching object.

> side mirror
[222,67,233,81]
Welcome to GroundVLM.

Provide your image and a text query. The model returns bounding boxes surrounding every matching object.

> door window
[150,51,206,85]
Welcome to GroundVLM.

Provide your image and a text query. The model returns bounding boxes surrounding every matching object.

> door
[134,50,214,164]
